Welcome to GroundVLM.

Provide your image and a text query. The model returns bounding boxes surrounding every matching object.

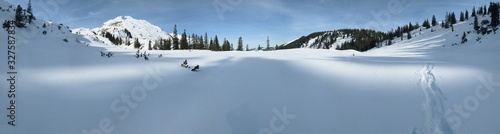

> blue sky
[6,0,491,48]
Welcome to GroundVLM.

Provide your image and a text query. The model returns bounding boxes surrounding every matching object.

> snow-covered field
[1,1,500,134]
[1,21,499,134]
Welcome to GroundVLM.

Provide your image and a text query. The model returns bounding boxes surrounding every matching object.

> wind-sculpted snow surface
[419,64,453,134]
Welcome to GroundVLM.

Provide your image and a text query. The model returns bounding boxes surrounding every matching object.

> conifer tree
[474,15,480,32]
[27,0,33,23]
[134,38,140,49]
[126,38,131,46]
[442,20,448,28]
[460,12,465,22]
[209,38,214,51]
[409,22,413,31]
[472,7,476,17]
[222,38,230,51]
[204,32,209,49]
[214,35,220,51]
[15,5,25,27]
[432,15,438,26]
[166,39,172,50]
[407,30,411,40]
[266,36,270,51]
[461,32,468,44]
[422,19,431,29]
[237,37,243,51]
[490,2,500,28]
[148,41,152,50]
[483,5,487,16]
[465,10,469,20]
[450,12,457,24]
[479,6,484,15]
[172,24,179,50]
[180,29,188,50]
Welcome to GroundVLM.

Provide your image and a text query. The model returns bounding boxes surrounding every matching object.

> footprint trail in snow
[418,64,453,134]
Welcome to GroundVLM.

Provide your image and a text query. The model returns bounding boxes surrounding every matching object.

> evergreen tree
[198,36,205,50]
[422,19,431,29]
[246,44,249,51]
[189,33,196,49]
[450,12,457,24]
[172,25,179,50]
[275,44,279,50]
[479,6,484,15]
[460,12,465,22]
[472,6,476,17]
[222,38,230,51]
[407,30,412,39]
[461,32,468,44]
[490,2,500,28]
[409,22,413,31]
[126,38,131,46]
[15,5,25,27]
[414,22,420,29]
[483,5,487,16]
[148,41,152,50]
[432,15,438,26]
[134,38,140,49]
[237,37,243,51]
[474,15,480,32]
[166,39,172,50]
[465,10,469,20]
[209,38,214,51]
[180,29,188,50]
[204,32,209,49]
[442,20,448,28]
[266,36,270,51]
[399,26,403,41]
[214,35,220,51]
[27,0,33,24]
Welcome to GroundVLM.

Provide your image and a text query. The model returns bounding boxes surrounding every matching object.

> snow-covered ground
[1,1,500,134]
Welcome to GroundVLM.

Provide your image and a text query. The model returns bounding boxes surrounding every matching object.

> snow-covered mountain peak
[91,16,171,45]
[104,16,143,26]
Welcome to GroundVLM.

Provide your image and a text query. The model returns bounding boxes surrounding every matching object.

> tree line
[104,24,265,51]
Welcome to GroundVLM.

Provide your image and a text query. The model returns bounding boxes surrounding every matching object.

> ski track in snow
[418,64,453,134]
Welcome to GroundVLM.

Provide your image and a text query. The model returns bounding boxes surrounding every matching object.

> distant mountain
[74,16,172,48]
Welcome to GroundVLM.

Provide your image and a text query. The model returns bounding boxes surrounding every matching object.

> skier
[191,65,200,72]
[181,59,189,68]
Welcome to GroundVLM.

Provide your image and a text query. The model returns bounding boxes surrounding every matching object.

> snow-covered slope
[1,0,500,134]
[300,31,351,49]
[284,29,383,50]
[0,1,15,20]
